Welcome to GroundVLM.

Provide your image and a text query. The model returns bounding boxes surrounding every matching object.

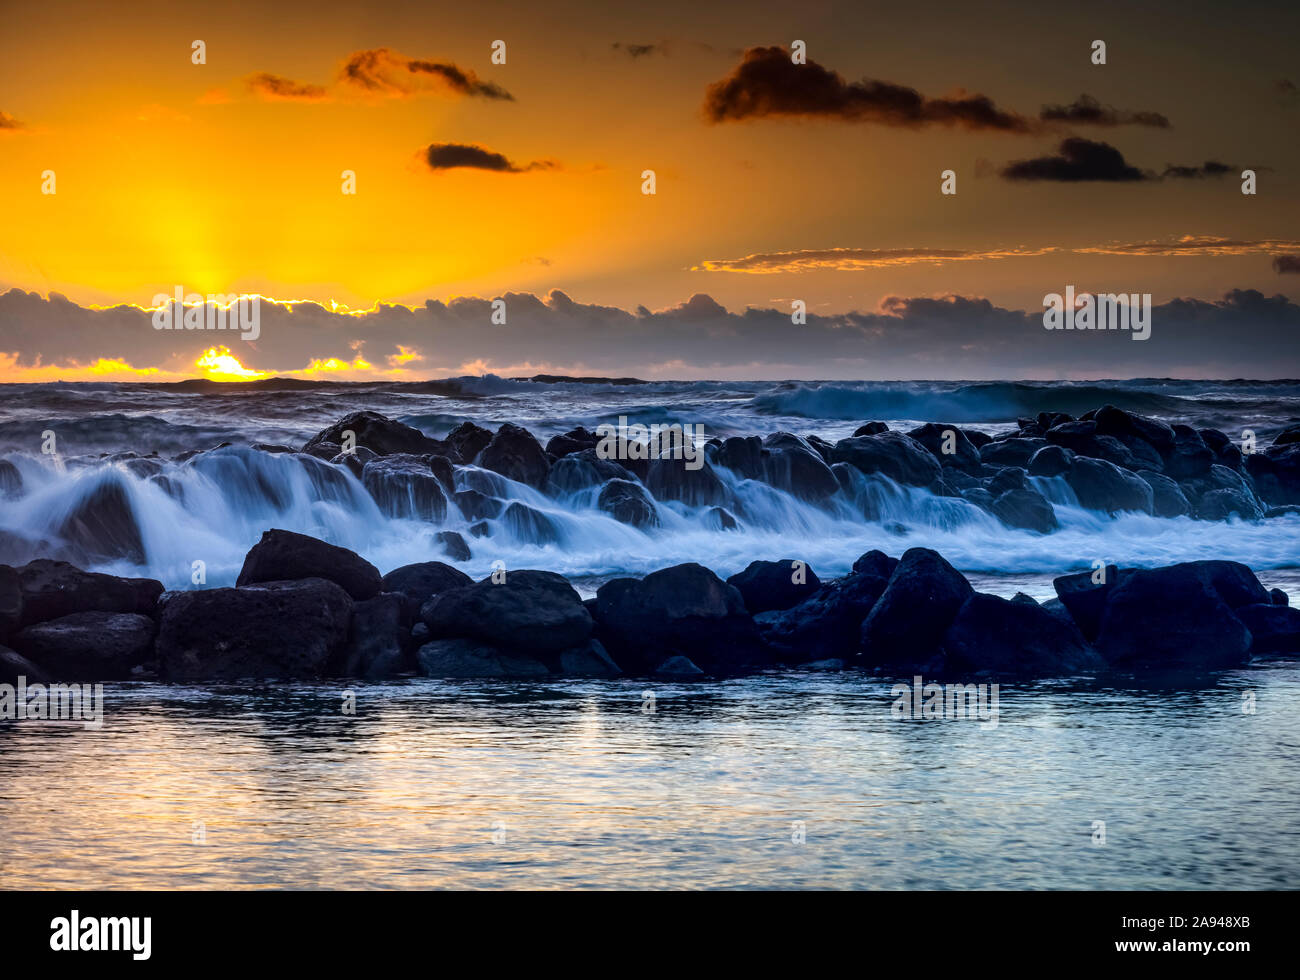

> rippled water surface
[3,667,1298,889]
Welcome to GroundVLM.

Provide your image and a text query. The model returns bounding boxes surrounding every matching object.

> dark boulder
[0,645,46,685]
[435,531,472,562]
[381,561,473,621]
[1094,405,1175,454]
[987,467,1028,496]
[1052,566,1118,641]
[1270,587,1289,606]
[905,423,983,474]
[1163,425,1215,480]
[10,611,156,679]
[545,427,600,458]
[57,475,145,564]
[362,455,449,520]
[991,487,1058,533]
[980,438,1047,469]
[338,593,408,679]
[758,555,893,662]
[1028,445,1073,477]
[445,421,494,465]
[157,578,353,681]
[703,506,739,531]
[421,569,592,655]
[1065,457,1154,514]
[304,411,446,457]
[832,431,942,487]
[16,560,162,627]
[597,479,659,528]
[1246,443,1300,505]
[453,489,503,521]
[853,422,889,437]
[0,564,20,638]
[501,502,562,543]
[594,563,767,674]
[1046,421,1144,470]
[547,450,635,493]
[644,456,730,506]
[1196,488,1264,521]
[0,460,22,498]
[1137,470,1191,517]
[1234,604,1300,653]
[860,548,973,668]
[726,559,822,614]
[478,423,551,488]
[237,528,382,600]
[557,639,623,677]
[944,593,1102,675]
[416,638,548,678]
[653,655,706,680]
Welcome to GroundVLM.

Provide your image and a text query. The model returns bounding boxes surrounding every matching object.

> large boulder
[1028,445,1073,477]
[1052,566,1118,641]
[991,487,1058,533]
[726,559,822,614]
[905,423,984,474]
[444,421,494,465]
[547,450,636,493]
[1046,420,1146,470]
[337,593,408,679]
[478,423,550,488]
[501,502,562,543]
[1093,405,1176,454]
[237,528,382,600]
[831,431,942,487]
[980,437,1048,468]
[416,638,549,678]
[557,639,623,677]
[381,561,473,622]
[1093,565,1254,668]
[545,426,600,457]
[713,434,839,500]
[644,457,730,506]
[860,548,973,668]
[1246,443,1300,505]
[0,645,46,685]
[420,570,592,655]
[361,455,449,520]
[597,479,659,528]
[1234,604,1300,653]
[594,563,767,674]
[304,411,447,457]
[0,459,22,498]
[15,560,162,627]
[757,552,894,662]
[57,475,145,564]
[1136,470,1191,517]
[944,593,1102,675]
[0,564,21,638]
[157,578,353,680]
[1065,457,1154,514]
[1163,425,1215,480]
[9,611,156,679]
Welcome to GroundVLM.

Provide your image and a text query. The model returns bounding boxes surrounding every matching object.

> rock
[1274,424,1300,447]
[382,561,473,621]
[1234,604,1300,653]
[444,421,494,464]
[0,459,22,498]
[16,560,162,627]
[597,479,659,528]
[304,411,446,457]
[1045,421,1144,470]
[653,655,705,680]
[726,559,822,613]
[157,578,353,681]
[1065,457,1154,514]
[1182,559,1271,608]
[478,423,551,488]
[547,450,636,493]
[436,531,472,562]
[1270,588,1289,606]
[1053,566,1118,641]
[10,611,156,680]
[800,658,846,671]
[237,528,382,600]
[57,475,145,564]
[338,593,408,679]
[416,638,548,678]
[1181,464,1262,517]
[558,639,623,677]
[1196,488,1264,521]
[980,438,1047,469]
[302,441,341,461]
[1246,443,1300,505]
[703,507,739,531]
[713,434,840,501]
[421,569,592,655]
[1028,445,1073,477]
[1095,566,1252,669]
[644,456,730,506]
[987,467,1028,495]
[991,487,1058,533]
[330,446,375,477]
[944,593,1102,674]
[0,645,46,684]
[453,489,504,521]
[905,423,983,474]
[853,422,889,437]
[1136,470,1191,517]
[501,502,563,543]
[860,548,973,668]
[961,487,995,512]
[545,426,600,457]
[1163,425,1215,480]
[758,557,893,661]
[1093,405,1175,453]
[594,563,767,674]
[362,455,449,520]
[0,564,21,638]
[832,431,943,487]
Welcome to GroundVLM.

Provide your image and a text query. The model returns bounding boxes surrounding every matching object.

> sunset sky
[2,0,1298,380]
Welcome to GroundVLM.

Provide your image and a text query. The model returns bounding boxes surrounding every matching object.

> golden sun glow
[195,345,269,380]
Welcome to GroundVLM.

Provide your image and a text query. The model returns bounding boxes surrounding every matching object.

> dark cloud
[703,46,1037,132]
[1274,256,1300,274]
[1001,138,1149,181]
[423,142,558,173]
[1275,78,1298,103]
[3,287,1298,381]
[1040,93,1170,128]
[1160,160,1236,179]
[0,111,24,131]
[339,48,512,100]
[245,73,329,101]
[612,42,665,59]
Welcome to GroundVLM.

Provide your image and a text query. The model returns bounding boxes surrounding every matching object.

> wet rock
[330,446,376,478]
[237,528,382,600]
[416,638,548,678]
[714,434,839,501]
[1137,470,1191,517]
[905,423,984,474]
[645,456,730,506]
[547,450,636,493]
[545,427,600,457]
[853,422,889,437]
[758,554,893,662]
[501,501,562,543]
[1028,445,1074,477]
[991,487,1059,533]
[1270,587,1290,605]
[594,563,767,674]
[16,559,162,627]
[703,506,739,531]
[860,548,973,668]
[1046,421,1144,470]
[302,441,341,461]
[435,531,472,562]
[157,578,353,681]
[1181,464,1263,520]
[338,593,408,679]
[944,593,1102,675]
[1093,405,1175,454]
[1163,425,1215,480]
[421,569,592,655]
[558,639,623,677]
[362,455,449,521]
[1065,457,1154,514]
[987,467,1029,495]
[445,421,494,465]
[478,423,551,488]
[0,645,46,684]
[453,489,504,521]
[10,611,156,680]
[726,559,822,614]
[980,438,1047,469]
[831,431,943,487]
[1246,443,1300,505]
[304,411,447,457]
[1053,566,1118,641]
[653,655,705,680]
[0,564,21,638]
[1195,488,1264,521]
[1234,604,1300,652]
[381,561,473,621]
[597,479,659,528]
[0,459,24,498]
[57,475,145,564]
[1273,425,1300,446]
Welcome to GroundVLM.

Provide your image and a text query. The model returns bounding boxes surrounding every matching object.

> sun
[195,346,270,380]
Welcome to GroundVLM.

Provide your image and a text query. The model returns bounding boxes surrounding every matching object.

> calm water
[2,666,1298,890]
